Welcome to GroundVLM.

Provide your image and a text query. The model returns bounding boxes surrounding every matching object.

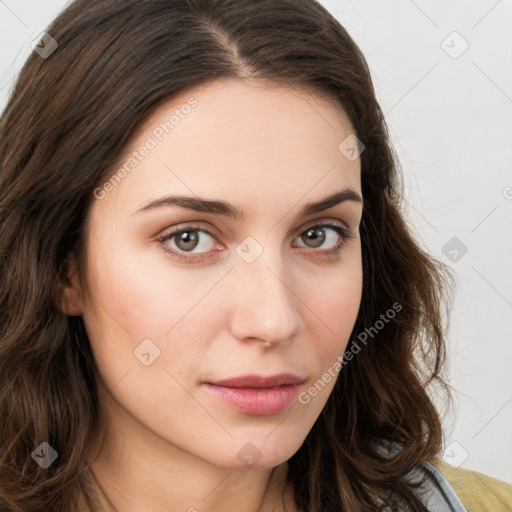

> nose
[228,250,301,347]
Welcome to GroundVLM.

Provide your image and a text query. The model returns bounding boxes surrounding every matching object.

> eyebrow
[132,187,362,220]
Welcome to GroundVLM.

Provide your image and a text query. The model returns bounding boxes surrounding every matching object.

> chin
[206,431,306,471]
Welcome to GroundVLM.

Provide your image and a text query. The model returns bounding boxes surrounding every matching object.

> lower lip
[202,383,302,416]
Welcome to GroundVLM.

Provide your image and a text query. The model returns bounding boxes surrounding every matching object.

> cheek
[80,242,230,386]
[293,263,362,411]
[306,258,363,354]
[84,239,228,335]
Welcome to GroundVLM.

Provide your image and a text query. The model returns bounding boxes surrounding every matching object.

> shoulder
[375,440,512,512]
[428,456,512,512]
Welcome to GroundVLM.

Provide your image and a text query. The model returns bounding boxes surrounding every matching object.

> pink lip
[203,373,305,416]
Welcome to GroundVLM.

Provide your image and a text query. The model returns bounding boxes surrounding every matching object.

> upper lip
[205,373,305,388]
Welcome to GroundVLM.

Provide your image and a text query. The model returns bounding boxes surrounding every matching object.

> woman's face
[70,78,363,470]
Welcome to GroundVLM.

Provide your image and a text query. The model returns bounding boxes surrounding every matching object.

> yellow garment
[430,456,512,512]
[80,460,512,512]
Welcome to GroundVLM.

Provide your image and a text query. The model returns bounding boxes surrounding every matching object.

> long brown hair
[0,0,456,510]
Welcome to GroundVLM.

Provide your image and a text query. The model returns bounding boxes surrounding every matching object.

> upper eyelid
[158,218,350,240]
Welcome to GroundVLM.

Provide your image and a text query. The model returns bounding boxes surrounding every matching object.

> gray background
[1,0,511,483]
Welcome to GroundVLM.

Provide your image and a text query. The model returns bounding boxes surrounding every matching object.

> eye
[293,223,354,257]
[156,222,355,263]
[156,225,218,262]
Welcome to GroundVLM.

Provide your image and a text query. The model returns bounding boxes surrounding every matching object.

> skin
[62,77,364,512]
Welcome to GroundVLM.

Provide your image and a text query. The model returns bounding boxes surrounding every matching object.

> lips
[207,373,305,389]
[202,373,305,416]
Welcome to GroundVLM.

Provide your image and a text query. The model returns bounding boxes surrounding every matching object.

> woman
[0,0,510,511]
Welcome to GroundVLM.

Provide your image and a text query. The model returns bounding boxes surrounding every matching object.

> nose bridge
[229,239,300,344]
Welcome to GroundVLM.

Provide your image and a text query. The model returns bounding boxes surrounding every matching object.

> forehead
[93,78,361,216]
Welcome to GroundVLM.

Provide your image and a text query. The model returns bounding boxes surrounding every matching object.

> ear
[59,251,84,316]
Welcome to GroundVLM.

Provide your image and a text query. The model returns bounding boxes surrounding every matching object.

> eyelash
[155,222,355,263]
